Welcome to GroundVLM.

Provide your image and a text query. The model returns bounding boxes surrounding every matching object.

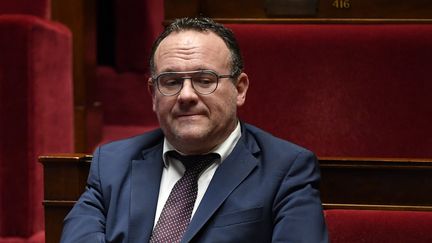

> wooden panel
[165,0,202,19]
[165,0,432,22]
[39,154,432,242]
[51,0,99,152]
[318,0,432,19]
[320,157,432,210]
[266,0,319,17]
[39,154,91,243]
[43,201,75,243]
[200,0,265,18]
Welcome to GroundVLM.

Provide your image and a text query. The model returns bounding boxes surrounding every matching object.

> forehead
[154,30,231,72]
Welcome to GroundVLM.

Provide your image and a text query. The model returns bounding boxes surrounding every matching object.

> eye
[162,77,182,87]
[197,78,213,85]
[194,75,216,87]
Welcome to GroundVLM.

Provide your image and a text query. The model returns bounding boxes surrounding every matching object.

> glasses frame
[152,70,234,96]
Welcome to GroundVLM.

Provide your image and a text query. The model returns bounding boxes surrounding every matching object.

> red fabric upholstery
[227,24,432,158]
[102,125,159,144]
[0,231,44,243]
[0,14,73,241]
[96,66,157,126]
[95,66,158,143]
[0,0,50,19]
[325,209,432,243]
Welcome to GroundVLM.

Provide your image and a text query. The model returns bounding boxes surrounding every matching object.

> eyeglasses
[152,70,234,96]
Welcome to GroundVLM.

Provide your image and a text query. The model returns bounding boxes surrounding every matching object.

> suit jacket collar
[129,142,164,242]
[182,123,261,242]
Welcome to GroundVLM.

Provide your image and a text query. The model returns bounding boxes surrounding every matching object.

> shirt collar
[162,121,242,167]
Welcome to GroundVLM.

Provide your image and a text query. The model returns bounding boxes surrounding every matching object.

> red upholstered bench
[227,23,432,159]
[0,12,73,243]
[97,23,432,159]
[325,209,432,243]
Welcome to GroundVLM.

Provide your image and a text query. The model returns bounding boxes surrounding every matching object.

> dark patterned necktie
[149,151,220,243]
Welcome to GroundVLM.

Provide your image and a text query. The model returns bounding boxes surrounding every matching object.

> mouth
[174,112,207,121]
[177,113,203,118]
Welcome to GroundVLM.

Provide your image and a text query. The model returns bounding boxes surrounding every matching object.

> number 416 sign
[332,0,351,9]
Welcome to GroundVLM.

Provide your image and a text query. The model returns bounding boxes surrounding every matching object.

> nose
[177,79,199,103]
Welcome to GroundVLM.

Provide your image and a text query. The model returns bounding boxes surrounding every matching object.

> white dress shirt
[153,122,242,227]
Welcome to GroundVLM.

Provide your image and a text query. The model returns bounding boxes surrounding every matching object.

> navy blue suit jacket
[61,123,328,242]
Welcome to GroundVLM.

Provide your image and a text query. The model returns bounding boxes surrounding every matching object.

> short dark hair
[149,17,243,78]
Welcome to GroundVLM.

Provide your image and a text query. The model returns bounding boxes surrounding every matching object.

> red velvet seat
[0,0,50,18]
[325,209,432,243]
[95,66,158,144]
[227,24,432,158]
[0,14,73,242]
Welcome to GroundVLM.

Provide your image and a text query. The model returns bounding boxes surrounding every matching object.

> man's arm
[272,150,328,242]
[60,147,107,243]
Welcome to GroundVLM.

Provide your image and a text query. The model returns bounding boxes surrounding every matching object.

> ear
[235,72,249,107]
[147,77,157,112]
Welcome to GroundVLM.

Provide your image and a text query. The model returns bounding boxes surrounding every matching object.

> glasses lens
[158,73,183,95]
[191,72,218,94]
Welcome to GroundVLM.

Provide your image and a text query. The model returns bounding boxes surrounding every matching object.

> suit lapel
[129,144,164,242]
[181,130,260,242]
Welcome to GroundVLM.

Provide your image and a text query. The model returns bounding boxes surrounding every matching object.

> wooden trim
[39,153,92,164]
[319,157,432,170]
[164,18,432,25]
[214,18,432,24]
[319,157,432,209]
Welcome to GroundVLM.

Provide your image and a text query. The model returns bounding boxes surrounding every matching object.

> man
[61,17,328,242]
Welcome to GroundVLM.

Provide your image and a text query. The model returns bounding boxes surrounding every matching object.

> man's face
[149,30,249,154]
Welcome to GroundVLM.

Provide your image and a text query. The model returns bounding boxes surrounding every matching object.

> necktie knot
[168,151,220,174]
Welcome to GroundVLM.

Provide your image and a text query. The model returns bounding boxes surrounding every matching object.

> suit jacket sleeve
[60,147,107,243]
[272,150,328,242]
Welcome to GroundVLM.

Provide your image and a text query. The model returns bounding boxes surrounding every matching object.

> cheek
[153,97,172,117]
[211,90,238,116]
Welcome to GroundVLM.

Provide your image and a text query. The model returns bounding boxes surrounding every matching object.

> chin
[171,124,211,140]
[175,129,208,141]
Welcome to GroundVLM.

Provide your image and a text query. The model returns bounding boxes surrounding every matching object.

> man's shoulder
[95,128,164,159]
[242,123,318,174]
